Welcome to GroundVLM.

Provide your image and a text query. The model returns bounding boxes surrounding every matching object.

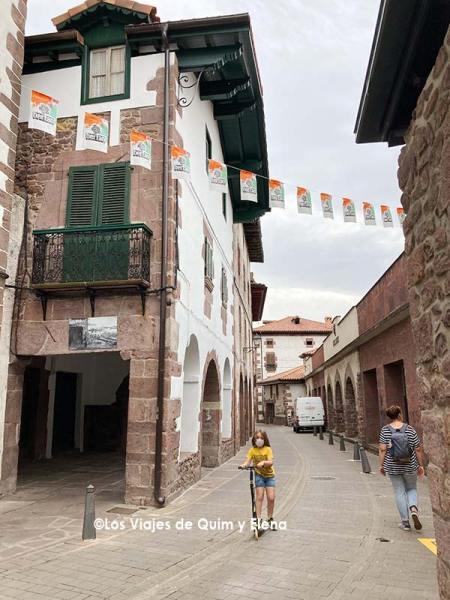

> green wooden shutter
[98,162,129,225]
[66,166,98,227]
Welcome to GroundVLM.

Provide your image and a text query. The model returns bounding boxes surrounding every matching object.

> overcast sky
[26,0,404,323]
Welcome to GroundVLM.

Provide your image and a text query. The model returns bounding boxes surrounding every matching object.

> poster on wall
[269,179,285,208]
[342,197,356,223]
[208,159,227,191]
[381,205,394,228]
[82,112,109,153]
[130,130,152,170]
[297,187,312,214]
[320,193,334,219]
[397,207,406,225]
[171,145,191,180]
[363,202,376,226]
[240,170,258,203]
[69,316,117,350]
[29,90,58,136]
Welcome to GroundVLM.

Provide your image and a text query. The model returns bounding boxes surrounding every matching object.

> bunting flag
[381,205,394,228]
[363,202,376,226]
[240,170,258,203]
[320,193,334,219]
[297,187,312,214]
[269,179,285,208]
[130,130,152,170]
[171,146,191,180]
[29,90,58,136]
[342,197,356,223]
[208,159,227,192]
[397,207,406,225]
[82,112,109,153]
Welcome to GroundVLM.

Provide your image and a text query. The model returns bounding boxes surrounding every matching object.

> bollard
[82,484,96,540]
[353,442,360,461]
[328,431,334,445]
[319,426,324,440]
[313,426,318,437]
[359,447,372,474]
[339,435,346,451]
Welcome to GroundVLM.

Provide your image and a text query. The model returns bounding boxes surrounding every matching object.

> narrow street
[0,426,438,600]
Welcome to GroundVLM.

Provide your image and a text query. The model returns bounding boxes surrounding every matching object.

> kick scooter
[238,465,266,540]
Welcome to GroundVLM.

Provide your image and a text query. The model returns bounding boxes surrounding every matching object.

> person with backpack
[379,405,425,531]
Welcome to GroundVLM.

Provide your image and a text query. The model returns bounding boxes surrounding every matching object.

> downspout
[154,22,170,506]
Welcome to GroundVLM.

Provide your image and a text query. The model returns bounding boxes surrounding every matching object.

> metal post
[339,436,346,451]
[313,426,317,436]
[319,426,324,440]
[328,431,334,445]
[82,484,96,540]
[353,442,360,461]
[360,447,372,474]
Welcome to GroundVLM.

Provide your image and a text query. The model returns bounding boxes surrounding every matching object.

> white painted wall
[18,53,164,146]
[324,351,360,396]
[323,307,359,362]
[171,73,234,455]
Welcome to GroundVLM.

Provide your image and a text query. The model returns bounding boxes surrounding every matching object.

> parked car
[293,397,325,432]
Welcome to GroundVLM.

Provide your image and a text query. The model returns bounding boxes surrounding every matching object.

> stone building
[253,315,332,421]
[354,1,450,595]
[0,1,270,506]
[259,365,305,425]
[304,254,420,446]
[0,0,27,495]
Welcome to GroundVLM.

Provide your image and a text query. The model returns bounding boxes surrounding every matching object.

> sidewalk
[0,426,438,600]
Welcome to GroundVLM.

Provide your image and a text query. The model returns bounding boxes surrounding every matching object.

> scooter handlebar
[238,465,254,470]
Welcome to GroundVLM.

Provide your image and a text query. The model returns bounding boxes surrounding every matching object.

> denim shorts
[255,474,276,488]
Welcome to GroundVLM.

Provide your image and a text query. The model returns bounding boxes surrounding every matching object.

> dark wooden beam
[200,78,250,101]
[214,101,255,120]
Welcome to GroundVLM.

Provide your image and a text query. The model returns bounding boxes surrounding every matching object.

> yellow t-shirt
[247,445,275,478]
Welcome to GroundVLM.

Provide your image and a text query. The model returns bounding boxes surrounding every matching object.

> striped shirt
[379,424,420,475]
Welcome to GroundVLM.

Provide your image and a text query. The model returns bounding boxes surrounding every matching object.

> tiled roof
[52,1,159,28]
[260,365,305,385]
[254,316,333,334]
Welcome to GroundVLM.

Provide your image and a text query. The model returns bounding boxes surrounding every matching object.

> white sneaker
[410,509,422,531]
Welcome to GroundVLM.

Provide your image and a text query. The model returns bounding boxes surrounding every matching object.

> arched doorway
[344,377,358,437]
[222,359,232,438]
[201,360,221,467]
[180,336,200,454]
[239,375,245,446]
[334,379,345,433]
[326,384,335,430]
[245,378,251,440]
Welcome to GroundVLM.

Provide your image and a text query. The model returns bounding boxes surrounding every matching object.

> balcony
[31,224,152,317]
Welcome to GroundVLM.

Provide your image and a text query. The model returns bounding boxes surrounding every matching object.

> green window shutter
[66,166,98,227]
[98,162,130,225]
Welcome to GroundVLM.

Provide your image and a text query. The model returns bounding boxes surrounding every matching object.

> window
[66,162,130,227]
[205,127,212,173]
[204,238,214,283]
[266,339,274,348]
[221,267,228,306]
[305,338,314,347]
[222,193,227,220]
[83,45,129,104]
[265,352,276,372]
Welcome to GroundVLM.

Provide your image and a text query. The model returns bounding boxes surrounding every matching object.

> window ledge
[204,277,214,292]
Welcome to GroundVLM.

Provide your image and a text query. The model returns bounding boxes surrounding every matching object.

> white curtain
[110,47,125,95]
[90,49,107,98]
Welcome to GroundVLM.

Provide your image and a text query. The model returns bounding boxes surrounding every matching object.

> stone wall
[398,26,450,598]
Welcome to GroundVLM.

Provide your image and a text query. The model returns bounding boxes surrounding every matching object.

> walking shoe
[398,521,411,531]
[410,508,422,531]
[267,518,277,531]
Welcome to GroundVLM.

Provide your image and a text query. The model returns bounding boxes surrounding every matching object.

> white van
[293,397,325,432]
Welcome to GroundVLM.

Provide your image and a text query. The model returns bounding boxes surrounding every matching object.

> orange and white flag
[82,112,109,153]
[363,202,376,226]
[208,159,227,192]
[297,187,312,214]
[240,170,258,203]
[29,90,58,136]
[342,197,356,223]
[320,193,334,219]
[381,205,393,228]
[171,146,191,180]
[396,207,406,225]
[130,130,152,170]
[269,179,285,209]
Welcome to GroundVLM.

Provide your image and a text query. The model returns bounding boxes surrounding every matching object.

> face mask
[255,438,264,448]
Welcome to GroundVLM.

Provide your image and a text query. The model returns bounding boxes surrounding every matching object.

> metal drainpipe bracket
[177,69,208,108]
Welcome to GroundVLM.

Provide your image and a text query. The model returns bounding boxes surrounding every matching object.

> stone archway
[201,360,221,467]
[344,376,358,438]
[180,335,200,454]
[222,359,232,438]
[326,383,335,430]
[334,378,345,433]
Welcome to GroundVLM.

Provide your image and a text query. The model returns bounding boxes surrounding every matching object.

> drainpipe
[154,22,170,507]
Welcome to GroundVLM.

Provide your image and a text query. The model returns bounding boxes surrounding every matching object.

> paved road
[0,426,438,599]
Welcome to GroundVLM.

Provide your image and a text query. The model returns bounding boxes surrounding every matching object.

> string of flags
[28,89,406,228]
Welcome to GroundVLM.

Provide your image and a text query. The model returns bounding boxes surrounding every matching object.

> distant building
[254,315,332,422]
[304,254,421,445]
[259,365,305,425]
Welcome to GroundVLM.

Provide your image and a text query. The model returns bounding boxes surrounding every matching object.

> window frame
[305,338,314,347]
[204,237,214,287]
[222,192,227,221]
[221,266,228,307]
[205,126,212,173]
[81,44,131,105]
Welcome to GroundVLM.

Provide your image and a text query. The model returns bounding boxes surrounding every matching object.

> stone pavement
[0,426,439,599]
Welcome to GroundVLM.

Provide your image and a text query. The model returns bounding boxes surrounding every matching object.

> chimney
[325,316,333,324]
[292,316,300,324]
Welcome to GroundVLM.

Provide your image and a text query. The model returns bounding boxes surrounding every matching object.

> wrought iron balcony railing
[31,224,152,290]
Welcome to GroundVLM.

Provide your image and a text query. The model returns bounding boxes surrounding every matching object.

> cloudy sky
[26,0,404,322]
